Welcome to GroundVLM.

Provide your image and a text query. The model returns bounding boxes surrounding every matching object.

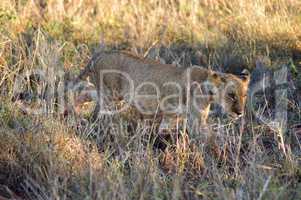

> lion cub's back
[96,51,186,87]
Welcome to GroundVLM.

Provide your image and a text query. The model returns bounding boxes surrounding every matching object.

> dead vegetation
[0,0,301,199]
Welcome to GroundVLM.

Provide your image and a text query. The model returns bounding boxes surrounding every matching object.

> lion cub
[75,50,250,130]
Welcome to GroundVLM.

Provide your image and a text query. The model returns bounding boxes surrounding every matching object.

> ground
[0,0,301,199]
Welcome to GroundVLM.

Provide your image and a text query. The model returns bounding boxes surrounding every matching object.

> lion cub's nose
[236,111,243,117]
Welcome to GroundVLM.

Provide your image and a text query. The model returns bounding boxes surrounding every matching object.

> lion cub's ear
[209,70,226,83]
[240,69,250,83]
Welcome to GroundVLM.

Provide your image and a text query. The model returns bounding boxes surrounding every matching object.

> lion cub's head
[209,69,250,119]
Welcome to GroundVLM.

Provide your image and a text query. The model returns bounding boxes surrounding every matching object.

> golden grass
[1,0,300,48]
[0,0,301,199]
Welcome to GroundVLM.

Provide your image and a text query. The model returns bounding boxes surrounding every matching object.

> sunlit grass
[0,0,301,199]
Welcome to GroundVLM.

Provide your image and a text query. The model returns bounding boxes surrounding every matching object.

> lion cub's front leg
[199,104,211,126]
[186,103,211,137]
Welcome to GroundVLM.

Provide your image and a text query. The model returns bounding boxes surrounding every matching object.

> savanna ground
[0,0,301,199]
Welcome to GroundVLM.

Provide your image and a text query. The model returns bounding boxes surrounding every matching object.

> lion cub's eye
[227,92,236,101]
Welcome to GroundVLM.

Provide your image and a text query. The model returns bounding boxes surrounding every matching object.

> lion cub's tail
[75,59,93,82]
[74,51,106,83]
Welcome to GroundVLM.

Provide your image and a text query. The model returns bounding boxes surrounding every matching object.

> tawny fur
[75,50,250,128]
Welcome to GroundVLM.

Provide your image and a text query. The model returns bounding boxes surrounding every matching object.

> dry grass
[0,0,301,199]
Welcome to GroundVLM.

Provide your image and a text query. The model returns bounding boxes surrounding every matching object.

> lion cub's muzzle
[229,109,244,120]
